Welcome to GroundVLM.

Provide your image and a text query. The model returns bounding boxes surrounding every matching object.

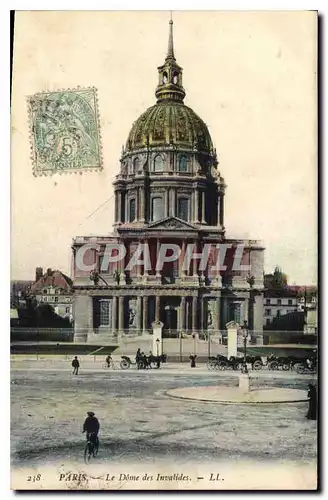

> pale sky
[11,10,317,284]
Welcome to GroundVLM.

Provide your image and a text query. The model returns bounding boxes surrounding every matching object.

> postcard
[11,10,318,491]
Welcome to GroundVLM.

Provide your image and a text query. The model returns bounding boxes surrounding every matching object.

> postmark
[28,87,103,176]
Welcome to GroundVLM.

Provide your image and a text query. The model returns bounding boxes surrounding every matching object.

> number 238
[27,474,42,482]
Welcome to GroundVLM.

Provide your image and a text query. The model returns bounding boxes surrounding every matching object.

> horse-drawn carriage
[120,354,168,370]
[207,354,264,371]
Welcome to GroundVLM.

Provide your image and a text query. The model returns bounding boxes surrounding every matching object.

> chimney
[35,267,43,282]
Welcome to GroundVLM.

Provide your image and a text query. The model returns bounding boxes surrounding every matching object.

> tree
[264,266,288,290]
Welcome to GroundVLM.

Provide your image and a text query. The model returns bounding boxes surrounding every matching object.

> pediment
[148,217,197,230]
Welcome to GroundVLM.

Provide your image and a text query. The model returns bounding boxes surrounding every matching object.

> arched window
[177,197,189,221]
[151,197,164,221]
[154,155,164,172]
[179,156,188,172]
[129,199,136,222]
[162,72,168,84]
[173,71,179,84]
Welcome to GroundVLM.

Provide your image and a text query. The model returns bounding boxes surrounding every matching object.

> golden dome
[126,102,213,153]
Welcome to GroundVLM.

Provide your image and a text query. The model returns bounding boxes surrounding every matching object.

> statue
[129,308,136,326]
[207,310,213,327]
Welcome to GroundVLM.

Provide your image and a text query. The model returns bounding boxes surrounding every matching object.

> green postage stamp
[28,87,103,176]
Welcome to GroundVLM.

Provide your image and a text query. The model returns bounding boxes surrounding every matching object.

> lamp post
[156,338,160,357]
[241,320,248,374]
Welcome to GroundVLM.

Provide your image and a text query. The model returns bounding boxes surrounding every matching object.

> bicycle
[102,360,117,370]
[84,433,99,464]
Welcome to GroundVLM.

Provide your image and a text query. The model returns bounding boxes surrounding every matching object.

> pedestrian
[72,356,80,375]
[141,352,147,369]
[307,383,317,420]
[190,354,197,368]
[136,348,141,369]
[105,355,112,368]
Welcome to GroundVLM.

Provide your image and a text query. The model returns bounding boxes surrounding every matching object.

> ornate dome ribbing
[126,103,213,153]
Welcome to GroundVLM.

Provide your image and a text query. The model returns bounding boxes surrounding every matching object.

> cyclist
[82,411,100,448]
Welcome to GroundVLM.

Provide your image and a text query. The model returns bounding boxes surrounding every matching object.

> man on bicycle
[82,411,100,447]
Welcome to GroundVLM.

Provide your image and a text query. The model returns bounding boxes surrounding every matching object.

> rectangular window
[266,318,270,326]
[277,299,281,305]
[266,299,270,305]
[177,198,189,221]
[54,297,58,303]
[65,307,70,314]
[288,299,293,305]
[129,199,136,222]
[151,197,164,221]
[99,300,111,326]
[265,308,271,316]
[276,310,281,317]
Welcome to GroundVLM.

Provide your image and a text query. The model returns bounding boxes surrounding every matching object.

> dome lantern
[155,20,186,104]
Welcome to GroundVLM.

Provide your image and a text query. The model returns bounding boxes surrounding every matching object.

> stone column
[143,296,148,331]
[192,241,198,276]
[124,195,128,224]
[220,195,224,226]
[137,296,142,330]
[118,296,124,332]
[194,189,199,223]
[112,296,117,331]
[155,295,161,322]
[243,298,249,325]
[217,196,220,226]
[181,240,187,276]
[114,192,118,223]
[165,189,169,218]
[199,297,205,332]
[192,296,198,331]
[201,191,206,224]
[186,299,190,331]
[172,189,177,217]
[139,187,145,223]
[73,294,93,342]
[216,295,221,331]
[156,239,161,277]
[253,294,264,344]
[181,296,186,330]
[222,297,229,328]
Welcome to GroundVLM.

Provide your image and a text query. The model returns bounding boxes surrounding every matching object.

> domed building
[72,21,265,346]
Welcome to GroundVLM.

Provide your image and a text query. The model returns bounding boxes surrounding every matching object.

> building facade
[263,293,298,327]
[72,21,265,344]
[30,268,73,322]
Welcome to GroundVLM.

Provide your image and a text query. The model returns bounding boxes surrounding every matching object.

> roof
[31,270,73,293]
[264,288,298,298]
[126,102,213,154]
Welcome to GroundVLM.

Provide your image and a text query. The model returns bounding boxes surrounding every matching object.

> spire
[166,15,175,61]
[155,16,186,103]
